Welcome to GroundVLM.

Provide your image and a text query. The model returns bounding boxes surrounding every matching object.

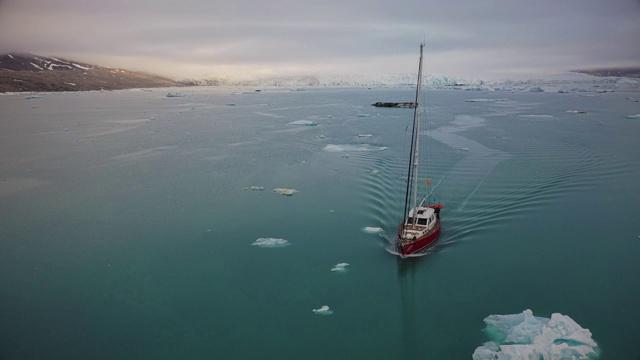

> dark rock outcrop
[371,102,416,108]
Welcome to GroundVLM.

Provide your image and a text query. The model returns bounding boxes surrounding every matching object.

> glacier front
[472,309,599,360]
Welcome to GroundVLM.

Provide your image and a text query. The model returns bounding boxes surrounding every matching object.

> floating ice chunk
[566,110,587,114]
[518,115,554,118]
[528,86,544,92]
[244,186,265,191]
[362,227,383,234]
[472,309,598,360]
[465,98,509,102]
[331,263,350,272]
[273,188,297,196]
[288,120,318,126]
[24,95,42,99]
[358,134,373,137]
[166,92,186,97]
[63,128,69,132]
[356,113,371,117]
[365,169,381,174]
[459,147,470,151]
[626,114,640,119]
[312,305,333,315]
[323,144,388,152]
[252,238,290,247]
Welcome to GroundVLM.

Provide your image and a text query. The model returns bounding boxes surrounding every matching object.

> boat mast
[412,43,424,218]
[402,43,424,230]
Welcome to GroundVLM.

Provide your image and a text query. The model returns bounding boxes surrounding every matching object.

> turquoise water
[1,87,639,359]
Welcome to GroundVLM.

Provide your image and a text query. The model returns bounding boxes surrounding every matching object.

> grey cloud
[0,0,638,79]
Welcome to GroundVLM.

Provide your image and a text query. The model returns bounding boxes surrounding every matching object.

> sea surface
[1,87,639,359]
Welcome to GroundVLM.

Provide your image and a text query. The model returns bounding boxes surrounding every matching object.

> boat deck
[397,218,440,246]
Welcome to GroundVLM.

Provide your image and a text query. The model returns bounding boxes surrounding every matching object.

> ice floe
[288,120,318,126]
[251,238,290,247]
[566,110,587,114]
[356,113,371,117]
[626,114,640,119]
[518,115,554,118]
[362,227,384,234]
[312,305,333,315]
[273,188,297,196]
[244,186,265,191]
[166,92,186,97]
[358,134,373,137]
[323,144,388,152]
[330,263,350,272]
[465,98,509,102]
[472,309,598,360]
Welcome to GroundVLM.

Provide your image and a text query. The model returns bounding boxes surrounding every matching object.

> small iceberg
[358,134,373,137]
[288,120,318,126]
[330,263,350,272]
[472,309,598,360]
[566,110,587,114]
[251,238,290,248]
[244,186,264,191]
[356,113,371,118]
[24,95,42,99]
[166,92,186,97]
[362,227,383,234]
[312,305,333,315]
[273,188,297,196]
[626,114,640,119]
[528,86,544,92]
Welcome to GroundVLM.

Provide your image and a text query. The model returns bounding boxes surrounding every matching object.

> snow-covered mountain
[0,53,181,92]
[2,52,638,93]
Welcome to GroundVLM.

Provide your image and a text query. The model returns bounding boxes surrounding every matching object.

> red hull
[398,223,440,256]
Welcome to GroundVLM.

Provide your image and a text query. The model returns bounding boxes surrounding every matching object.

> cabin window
[407,217,414,224]
[418,218,428,225]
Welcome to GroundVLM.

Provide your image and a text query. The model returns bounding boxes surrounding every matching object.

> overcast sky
[1,0,638,80]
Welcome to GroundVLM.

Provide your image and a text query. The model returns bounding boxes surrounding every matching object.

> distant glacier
[183,72,639,93]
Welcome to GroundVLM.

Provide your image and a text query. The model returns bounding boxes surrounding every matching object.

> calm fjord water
[1,87,639,359]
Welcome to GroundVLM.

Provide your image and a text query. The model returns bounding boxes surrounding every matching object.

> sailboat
[397,43,444,257]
